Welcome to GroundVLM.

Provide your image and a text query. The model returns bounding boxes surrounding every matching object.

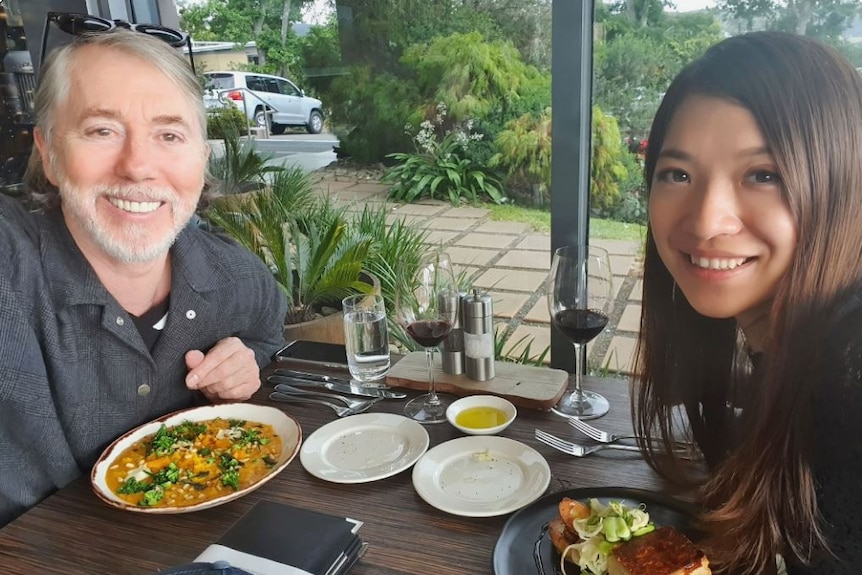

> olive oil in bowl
[455,406,508,429]
[446,395,517,435]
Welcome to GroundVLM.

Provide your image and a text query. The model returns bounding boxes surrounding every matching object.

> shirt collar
[38,209,228,309]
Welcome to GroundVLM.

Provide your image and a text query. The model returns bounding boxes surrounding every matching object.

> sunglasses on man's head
[40,12,195,73]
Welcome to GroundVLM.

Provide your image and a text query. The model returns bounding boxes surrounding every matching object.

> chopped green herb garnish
[236,427,262,447]
[118,477,149,494]
[218,453,242,490]
[221,468,240,490]
[140,485,165,506]
[173,420,207,441]
[149,424,175,456]
[149,462,180,486]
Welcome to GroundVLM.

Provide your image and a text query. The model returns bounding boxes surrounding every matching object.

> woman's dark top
[793,294,862,572]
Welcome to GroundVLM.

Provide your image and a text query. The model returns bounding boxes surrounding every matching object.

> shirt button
[116,317,125,326]
[186,310,196,319]
[137,384,151,397]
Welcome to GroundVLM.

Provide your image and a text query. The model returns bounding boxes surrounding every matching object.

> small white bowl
[446,395,517,436]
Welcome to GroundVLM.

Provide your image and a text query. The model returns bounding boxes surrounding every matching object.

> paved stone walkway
[312,174,644,376]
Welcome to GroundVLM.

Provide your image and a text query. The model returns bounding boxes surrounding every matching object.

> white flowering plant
[382,103,505,205]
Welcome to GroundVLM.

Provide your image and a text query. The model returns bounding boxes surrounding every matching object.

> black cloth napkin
[155,561,253,575]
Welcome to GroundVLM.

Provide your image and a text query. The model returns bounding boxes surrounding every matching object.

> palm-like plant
[351,206,431,351]
[283,215,374,323]
[208,129,284,195]
[205,167,374,324]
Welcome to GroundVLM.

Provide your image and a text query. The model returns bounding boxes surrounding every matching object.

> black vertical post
[550,0,594,373]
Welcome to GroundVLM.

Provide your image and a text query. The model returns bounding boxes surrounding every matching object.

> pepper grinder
[462,289,495,381]
[439,291,464,375]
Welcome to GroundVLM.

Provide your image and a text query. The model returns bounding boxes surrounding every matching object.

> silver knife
[271,369,390,389]
[270,378,406,399]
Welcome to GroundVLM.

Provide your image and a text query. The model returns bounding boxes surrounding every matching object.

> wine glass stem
[425,347,440,404]
[572,343,584,401]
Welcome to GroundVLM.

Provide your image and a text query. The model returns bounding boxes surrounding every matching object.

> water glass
[342,294,390,382]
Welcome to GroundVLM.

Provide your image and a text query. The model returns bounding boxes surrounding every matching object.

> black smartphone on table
[274,340,350,370]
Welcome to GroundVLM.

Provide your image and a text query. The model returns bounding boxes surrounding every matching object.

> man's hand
[185,337,261,402]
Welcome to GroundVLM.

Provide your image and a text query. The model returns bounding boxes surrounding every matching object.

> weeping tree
[400,32,536,127]
[490,105,628,210]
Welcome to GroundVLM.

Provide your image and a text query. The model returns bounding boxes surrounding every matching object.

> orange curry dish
[105,418,282,508]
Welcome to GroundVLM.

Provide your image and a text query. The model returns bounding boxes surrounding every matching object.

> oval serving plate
[90,403,302,514]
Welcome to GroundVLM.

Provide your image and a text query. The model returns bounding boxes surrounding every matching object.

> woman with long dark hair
[635,31,862,574]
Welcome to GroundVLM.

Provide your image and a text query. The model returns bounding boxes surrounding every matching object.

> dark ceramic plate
[492,487,699,575]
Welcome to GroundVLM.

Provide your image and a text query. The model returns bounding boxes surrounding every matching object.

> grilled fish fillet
[607,526,711,575]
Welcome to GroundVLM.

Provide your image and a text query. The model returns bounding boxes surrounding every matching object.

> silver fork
[272,383,369,407]
[567,417,695,449]
[269,392,382,417]
[534,429,644,457]
[566,417,639,443]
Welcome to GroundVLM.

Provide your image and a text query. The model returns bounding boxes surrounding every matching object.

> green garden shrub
[590,106,628,211]
[327,67,419,163]
[207,106,250,141]
[596,146,647,224]
[383,103,504,205]
[490,108,551,206]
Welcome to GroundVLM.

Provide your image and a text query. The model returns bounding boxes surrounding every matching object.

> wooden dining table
[0,366,686,575]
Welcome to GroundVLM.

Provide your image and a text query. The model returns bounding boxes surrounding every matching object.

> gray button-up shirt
[0,195,287,526]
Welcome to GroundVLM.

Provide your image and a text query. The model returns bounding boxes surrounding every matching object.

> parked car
[203,71,324,134]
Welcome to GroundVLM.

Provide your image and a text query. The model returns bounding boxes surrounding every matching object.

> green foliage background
[181,0,862,216]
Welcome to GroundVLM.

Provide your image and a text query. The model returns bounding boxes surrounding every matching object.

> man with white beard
[0,28,286,526]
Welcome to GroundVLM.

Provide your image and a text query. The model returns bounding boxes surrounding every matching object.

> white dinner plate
[90,403,302,514]
[412,436,551,517]
[300,413,430,483]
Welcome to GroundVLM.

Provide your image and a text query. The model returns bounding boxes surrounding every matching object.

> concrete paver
[386,214,426,226]
[504,324,552,362]
[496,250,551,270]
[424,217,477,232]
[442,206,490,219]
[516,234,551,252]
[523,296,551,323]
[473,268,548,293]
[391,203,448,216]
[331,190,382,202]
[603,336,637,374]
[610,254,635,277]
[489,292,530,319]
[593,238,642,256]
[424,231,458,246]
[457,265,484,284]
[617,304,642,333]
[311,174,644,374]
[474,221,531,234]
[446,247,498,267]
[455,234,517,249]
[631,280,643,302]
[347,182,390,194]
[317,180,356,192]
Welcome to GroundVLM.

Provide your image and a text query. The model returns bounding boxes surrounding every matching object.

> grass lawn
[486,204,646,242]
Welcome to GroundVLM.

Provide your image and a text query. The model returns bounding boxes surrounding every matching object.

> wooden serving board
[386,352,569,411]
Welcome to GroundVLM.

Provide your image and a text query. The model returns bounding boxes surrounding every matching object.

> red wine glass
[548,245,614,419]
[396,251,458,423]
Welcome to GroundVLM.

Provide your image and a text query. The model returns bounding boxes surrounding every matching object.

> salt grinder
[439,291,465,375]
[462,289,495,381]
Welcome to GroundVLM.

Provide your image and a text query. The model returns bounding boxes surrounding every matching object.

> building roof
[185,41,257,54]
